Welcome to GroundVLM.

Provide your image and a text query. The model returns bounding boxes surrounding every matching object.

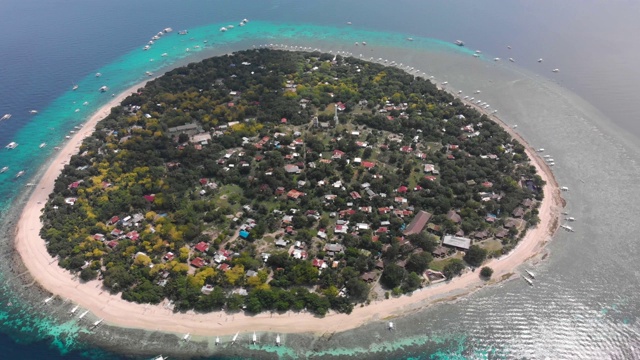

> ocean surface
[1,0,640,359]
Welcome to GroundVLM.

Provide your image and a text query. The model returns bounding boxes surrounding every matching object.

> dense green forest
[40,49,543,316]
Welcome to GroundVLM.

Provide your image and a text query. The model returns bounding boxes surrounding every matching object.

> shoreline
[13,66,563,339]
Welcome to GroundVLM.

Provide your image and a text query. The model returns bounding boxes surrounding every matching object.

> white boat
[472,53,479,58]
[145,71,153,77]
[407,37,414,41]
[99,86,108,93]
[182,333,190,342]
[362,41,367,46]
[537,148,545,152]
[39,143,46,148]
[509,58,515,62]
[507,45,512,49]
[164,27,173,33]
[0,167,8,173]
[252,332,257,344]
[72,84,79,90]
[70,304,79,315]
[220,27,227,32]
[493,57,500,61]
[475,90,481,94]
[561,224,574,232]
[178,30,188,35]
[525,270,535,279]
[29,110,38,114]
[347,21,352,25]
[276,334,281,346]
[1,114,11,121]
[6,142,18,149]
[566,217,576,221]
[242,18,249,23]
[523,275,533,286]
[454,40,464,46]
[152,356,166,360]
[231,332,239,344]
[388,321,394,330]
[227,25,234,29]
[215,336,220,345]
[560,186,569,191]
[79,310,89,319]
[143,45,150,51]
[161,53,168,57]
[441,81,448,85]
[95,72,102,77]
[92,319,103,328]
[44,296,55,304]
[552,69,560,73]
[538,58,543,63]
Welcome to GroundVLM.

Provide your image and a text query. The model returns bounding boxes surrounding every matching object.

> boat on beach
[78,310,89,319]
[6,142,18,149]
[388,321,394,330]
[231,332,239,344]
[70,304,79,315]
[215,336,220,345]
[252,332,257,344]
[152,356,166,360]
[276,334,281,346]
[91,319,103,329]
[182,333,190,342]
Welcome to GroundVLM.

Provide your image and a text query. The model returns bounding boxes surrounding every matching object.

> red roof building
[194,241,209,253]
[108,216,120,225]
[362,161,376,169]
[312,259,325,268]
[144,194,155,202]
[332,149,346,159]
[190,257,206,268]
[126,231,140,241]
[400,146,413,153]
[397,185,408,193]
[107,241,118,248]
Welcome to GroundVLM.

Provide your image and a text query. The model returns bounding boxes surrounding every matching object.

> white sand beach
[13,78,563,337]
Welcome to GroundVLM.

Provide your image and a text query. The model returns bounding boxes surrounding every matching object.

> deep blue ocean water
[2,1,640,359]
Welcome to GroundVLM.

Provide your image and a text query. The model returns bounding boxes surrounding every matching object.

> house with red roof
[362,161,375,169]
[143,194,155,202]
[107,216,120,225]
[126,231,140,241]
[287,189,305,199]
[400,146,413,153]
[397,185,408,193]
[194,241,209,253]
[190,257,206,268]
[218,263,231,271]
[350,191,362,199]
[332,149,346,159]
[425,175,437,181]
[163,252,175,261]
[336,102,346,111]
[107,241,118,248]
[312,259,326,268]
[481,181,493,188]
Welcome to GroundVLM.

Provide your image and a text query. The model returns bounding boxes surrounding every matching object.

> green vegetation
[480,266,494,279]
[40,49,542,315]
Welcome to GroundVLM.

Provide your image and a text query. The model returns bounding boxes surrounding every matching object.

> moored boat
[5,142,18,149]
[1,114,11,121]
[523,275,533,286]
[99,86,108,93]
[0,166,8,173]
[455,40,465,46]
[16,170,25,178]
[39,142,47,148]
[72,84,79,90]
[525,270,535,279]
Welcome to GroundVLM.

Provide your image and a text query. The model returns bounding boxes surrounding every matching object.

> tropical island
[38,49,543,317]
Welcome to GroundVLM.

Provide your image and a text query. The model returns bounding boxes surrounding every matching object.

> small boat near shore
[276,334,281,346]
[178,30,188,35]
[72,84,79,90]
[523,275,533,286]
[525,270,535,279]
[29,110,38,114]
[6,142,18,149]
[99,86,108,93]
[78,310,89,319]
[455,40,465,46]
[95,72,102,77]
[388,321,394,330]
[215,336,220,345]
[1,114,11,121]
[1,166,8,173]
[231,332,239,344]
[252,332,257,344]
[182,333,190,342]
[70,304,79,315]
[16,170,25,178]
[91,319,103,329]
[39,143,47,148]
